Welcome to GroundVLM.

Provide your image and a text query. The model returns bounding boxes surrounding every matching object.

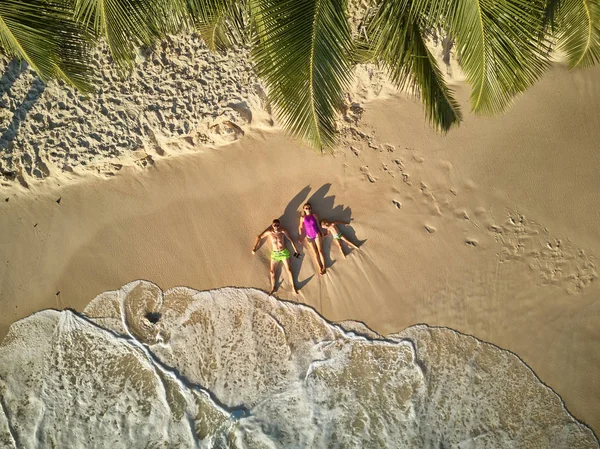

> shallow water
[0,281,597,448]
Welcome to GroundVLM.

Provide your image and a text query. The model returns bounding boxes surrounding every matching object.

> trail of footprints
[341,127,597,294]
[491,214,597,294]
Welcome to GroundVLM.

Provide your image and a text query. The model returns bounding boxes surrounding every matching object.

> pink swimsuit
[303,214,319,239]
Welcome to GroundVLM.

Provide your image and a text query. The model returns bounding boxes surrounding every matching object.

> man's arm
[333,220,350,225]
[282,229,299,254]
[252,228,270,254]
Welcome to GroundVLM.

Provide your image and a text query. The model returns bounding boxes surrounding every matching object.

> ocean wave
[0,281,597,448]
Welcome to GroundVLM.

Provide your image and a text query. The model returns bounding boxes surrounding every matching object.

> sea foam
[0,280,597,448]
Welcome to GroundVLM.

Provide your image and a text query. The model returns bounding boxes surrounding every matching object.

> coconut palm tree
[0,0,598,148]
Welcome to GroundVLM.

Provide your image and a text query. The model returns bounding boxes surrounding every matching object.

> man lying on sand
[321,220,359,258]
[252,219,300,295]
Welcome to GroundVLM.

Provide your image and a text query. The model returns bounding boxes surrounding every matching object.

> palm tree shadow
[0,72,46,151]
[0,59,26,102]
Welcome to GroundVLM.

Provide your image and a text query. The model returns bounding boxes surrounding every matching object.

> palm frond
[0,0,93,91]
[393,0,552,115]
[187,0,249,51]
[543,0,562,32]
[51,18,95,92]
[366,0,461,131]
[72,0,165,68]
[552,0,600,68]
[252,0,354,149]
[153,0,191,36]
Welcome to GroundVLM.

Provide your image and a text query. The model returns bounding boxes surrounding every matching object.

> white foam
[0,282,597,448]
[0,308,228,448]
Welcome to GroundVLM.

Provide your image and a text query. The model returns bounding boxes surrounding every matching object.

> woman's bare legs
[308,239,324,274]
[315,234,326,274]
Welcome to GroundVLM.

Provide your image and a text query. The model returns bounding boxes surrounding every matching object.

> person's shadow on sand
[278,183,365,291]
[278,185,313,291]
[305,183,365,268]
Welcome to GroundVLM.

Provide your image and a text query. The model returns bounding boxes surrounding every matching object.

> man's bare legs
[315,234,326,274]
[269,259,298,295]
[269,259,278,295]
[283,258,298,294]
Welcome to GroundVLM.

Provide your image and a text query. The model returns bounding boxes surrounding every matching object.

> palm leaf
[72,0,165,68]
[188,0,249,51]
[393,0,552,115]
[0,0,93,92]
[366,0,461,131]
[543,0,562,31]
[52,21,95,92]
[252,0,354,149]
[552,0,600,68]
[153,0,191,36]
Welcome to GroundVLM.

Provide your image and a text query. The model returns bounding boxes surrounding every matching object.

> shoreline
[1,64,600,434]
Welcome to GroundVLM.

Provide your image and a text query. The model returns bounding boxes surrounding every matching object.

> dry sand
[0,36,270,183]
[1,61,599,437]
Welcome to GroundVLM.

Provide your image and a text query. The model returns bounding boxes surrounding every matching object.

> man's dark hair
[272,219,280,225]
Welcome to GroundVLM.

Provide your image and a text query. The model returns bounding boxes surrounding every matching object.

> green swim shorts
[333,232,343,240]
[271,248,291,261]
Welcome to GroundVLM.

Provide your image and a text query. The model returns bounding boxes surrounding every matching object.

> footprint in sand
[350,146,360,156]
[393,159,405,170]
[392,200,402,209]
[424,225,436,234]
[134,154,155,168]
[489,212,597,293]
[402,173,412,186]
[359,166,376,183]
[466,239,478,247]
[384,143,395,152]
[489,225,503,234]
[455,210,470,220]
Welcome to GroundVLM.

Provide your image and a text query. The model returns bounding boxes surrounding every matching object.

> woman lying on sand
[320,220,359,258]
[299,202,326,275]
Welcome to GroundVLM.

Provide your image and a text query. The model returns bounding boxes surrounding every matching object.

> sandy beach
[1,47,600,442]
